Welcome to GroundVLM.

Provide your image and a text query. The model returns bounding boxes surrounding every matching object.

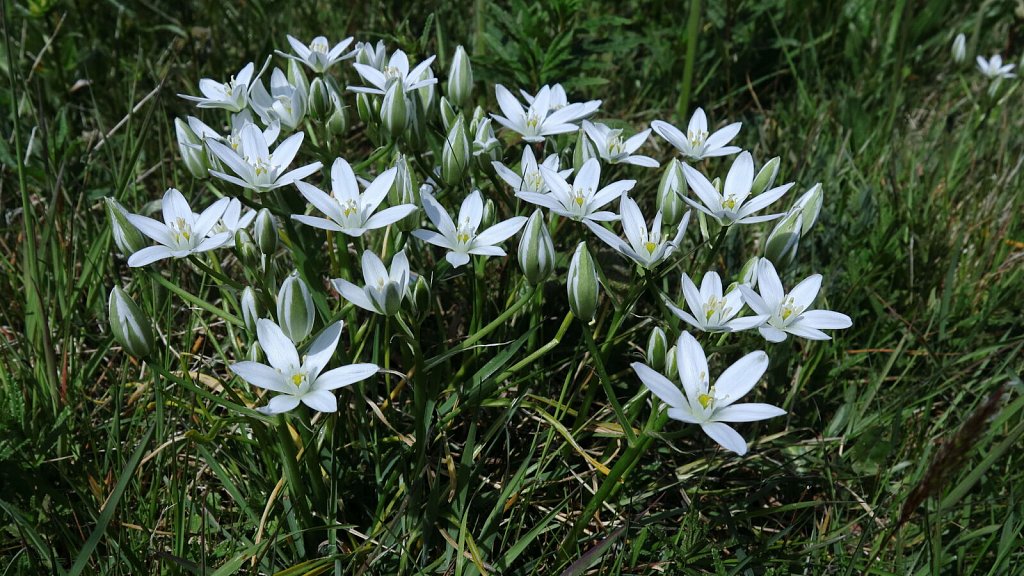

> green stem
[562,410,670,554]
[676,0,702,118]
[276,415,317,554]
[580,324,637,445]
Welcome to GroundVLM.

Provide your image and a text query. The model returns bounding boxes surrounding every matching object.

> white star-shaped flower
[518,158,634,223]
[125,188,231,267]
[207,124,321,193]
[585,193,689,269]
[276,35,355,73]
[666,270,767,333]
[491,85,596,143]
[292,158,413,237]
[633,331,785,455]
[332,250,410,317]
[738,259,852,342]
[349,49,437,95]
[178,62,256,113]
[230,319,378,414]
[412,190,527,268]
[681,152,792,226]
[582,121,658,168]
[492,146,571,195]
[651,108,741,161]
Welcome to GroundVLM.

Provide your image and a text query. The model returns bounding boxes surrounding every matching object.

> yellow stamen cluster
[703,296,732,322]
[687,129,708,148]
[779,296,804,322]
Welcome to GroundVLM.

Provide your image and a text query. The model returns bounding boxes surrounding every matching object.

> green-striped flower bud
[254,208,277,255]
[381,79,409,140]
[646,326,668,373]
[307,77,332,121]
[104,197,146,256]
[447,45,473,108]
[517,210,555,285]
[793,183,823,235]
[572,128,594,172]
[241,286,259,333]
[327,92,348,137]
[287,59,310,103]
[665,345,678,379]
[356,92,378,127]
[657,159,686,227]
[567,242,600,323]
[389,155,421,232]
[174,118,209,179]
[417,67,436,117]
[277,272,314,342]
[764,209,803,266]
[108,285,154,358]
[411,274,431,317]
[738,255,760,288]
[235,229,260,268]
[442,115,470,185]
[750,156,780,196]
[481,198,496,230]
[439,96,457,132]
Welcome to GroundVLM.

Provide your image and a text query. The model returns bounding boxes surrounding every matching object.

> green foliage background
[1,0,1022,573]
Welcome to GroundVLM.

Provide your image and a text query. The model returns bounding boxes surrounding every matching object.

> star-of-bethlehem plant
[107,31,851,563]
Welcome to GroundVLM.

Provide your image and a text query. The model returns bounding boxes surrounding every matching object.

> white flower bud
[287,59,310,102]
[657,159,686,227]
[567,242,600,322]
[952,33,967,63]
[381,79,409,139]
[411,274,431,317]
[442,115,470,185]
[447,45,473,108]
[108,286,154,358]
[241,286,259,333]
[750,156,780,196]
[356,92,378,127]
[235,229,260,268]
[664,345,678,379]
[439,96,457,132]
[764,209,803,266]
[254,208,278,255]
[792,183,823,235]
[104,197,146,256]
[417,67,436,116]
[646,327,668,372]
[327,92,348,136]
[573,128,595,172]
[517,210,555,285]
[307,77,332,121]
[738,255,760,288]
[174,118,209,179]
[277,272,314,342]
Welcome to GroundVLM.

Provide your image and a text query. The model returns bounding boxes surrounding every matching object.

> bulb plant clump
[107,32,854,563]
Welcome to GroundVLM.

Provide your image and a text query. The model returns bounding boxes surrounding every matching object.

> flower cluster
[107,33,850,458]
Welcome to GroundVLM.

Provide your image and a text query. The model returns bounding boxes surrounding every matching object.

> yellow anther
[698,393,714,409]
[645,241,657,253]
[291,373,304,387]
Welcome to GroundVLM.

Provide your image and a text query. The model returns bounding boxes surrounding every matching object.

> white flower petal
[631,362,685,408]
[700,421,748,455]
[316,363,379,390]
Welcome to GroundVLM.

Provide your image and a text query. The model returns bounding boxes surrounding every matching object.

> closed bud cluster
[646,326,668,372]
[442,115,470,185]
[277,271,314,342]
[235,229,260,268]
[108,285,154,358]
[567,242,600,323]
[657,159,686,226]
[447,45,473,108]
[105,197,146,256]
[517,210,555,285]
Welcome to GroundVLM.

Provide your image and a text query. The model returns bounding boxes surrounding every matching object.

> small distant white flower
[207,124,322,193]
[125,188,231,267]
[681,152,793,226]
[472,117,499,158]
[292,158,412,237]
[178,62,256,112]
[353,40,388,70]
[491,84,595,143]
[585,193,689,269]
[739,258,852,343]
[632,331,785,455]
[188,110,281,154]
[582,121,659,168]
[519,84,600,121]
[277,35,355,73]
[651,108,741,161]
[349,49,437,95]
[230,319,378,415]
[666,271,767,333]
[492,146,571,195]
[250,68,307,131]
[212,198,256,235]
[976,54,1016,80]
[951,33,967,63]
[332,250,410,316]
[518,158,635,223]
[412,190,527,268]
